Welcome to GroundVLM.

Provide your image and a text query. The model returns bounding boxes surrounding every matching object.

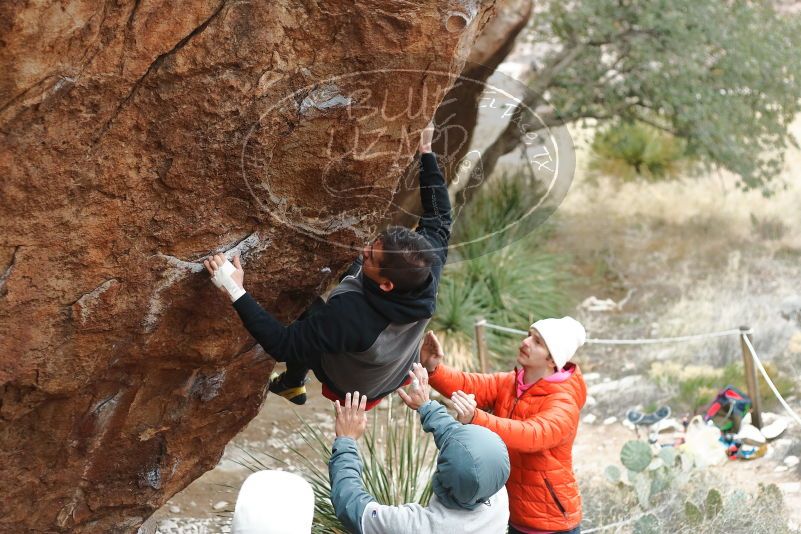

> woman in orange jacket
[418,317,587,534]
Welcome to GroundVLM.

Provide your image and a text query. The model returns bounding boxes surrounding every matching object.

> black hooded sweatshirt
[232,153,451,399]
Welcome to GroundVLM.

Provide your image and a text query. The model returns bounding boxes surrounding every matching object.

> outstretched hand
[335,392,368,441]
[420,331,444,374]
[396,363,431,410]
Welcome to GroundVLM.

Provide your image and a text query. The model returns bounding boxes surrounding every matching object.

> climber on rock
[204,121,451,409]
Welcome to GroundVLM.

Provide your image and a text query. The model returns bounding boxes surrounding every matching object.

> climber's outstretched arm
[415,123,452,271]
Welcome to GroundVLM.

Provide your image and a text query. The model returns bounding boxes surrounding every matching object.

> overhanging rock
[0,1,503,531]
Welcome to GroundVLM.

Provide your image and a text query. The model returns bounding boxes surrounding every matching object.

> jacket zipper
[543,476,568,519]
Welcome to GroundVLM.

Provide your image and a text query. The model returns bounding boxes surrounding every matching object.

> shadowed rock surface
[0,1,504,531]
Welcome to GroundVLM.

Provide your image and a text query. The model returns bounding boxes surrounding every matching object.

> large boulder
[0,1,501,531]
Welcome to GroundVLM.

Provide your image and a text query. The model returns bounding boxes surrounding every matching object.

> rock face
[0,1,502,531]
[392,0,532,224]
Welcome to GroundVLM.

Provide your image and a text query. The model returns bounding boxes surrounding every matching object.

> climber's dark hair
[377,226,436,292]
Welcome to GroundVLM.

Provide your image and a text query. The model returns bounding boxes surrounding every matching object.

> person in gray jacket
[329,364,511,534]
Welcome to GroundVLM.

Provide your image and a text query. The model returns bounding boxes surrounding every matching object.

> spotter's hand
[335,392,368,441]
[450,390,476,424]
[396,363,431,410]
[420,331,444,374]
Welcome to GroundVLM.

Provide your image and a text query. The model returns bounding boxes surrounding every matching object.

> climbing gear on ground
[703,386,751,433]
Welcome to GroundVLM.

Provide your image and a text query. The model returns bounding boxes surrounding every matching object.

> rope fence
[479,320,747,345]
[473,319,801,429]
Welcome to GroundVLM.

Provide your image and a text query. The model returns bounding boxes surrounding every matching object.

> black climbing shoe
[269,372,307,405]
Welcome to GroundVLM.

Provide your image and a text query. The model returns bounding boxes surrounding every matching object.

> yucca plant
[432,167,573,369]
[590,121,692,182]
[235,400,437,533]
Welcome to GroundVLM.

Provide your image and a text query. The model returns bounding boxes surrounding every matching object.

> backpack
[703,385,751,433]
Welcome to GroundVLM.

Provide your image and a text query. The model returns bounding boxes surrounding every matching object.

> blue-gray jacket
[329,401,511,534]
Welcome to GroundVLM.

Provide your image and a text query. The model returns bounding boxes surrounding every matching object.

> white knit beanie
[232,470,314,534]
[530,316,586,371]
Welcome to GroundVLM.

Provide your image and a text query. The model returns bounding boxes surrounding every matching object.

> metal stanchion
[474,318,489,373]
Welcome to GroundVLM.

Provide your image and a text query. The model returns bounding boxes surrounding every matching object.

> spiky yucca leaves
[433,169,572,367]
[590,121,692,183]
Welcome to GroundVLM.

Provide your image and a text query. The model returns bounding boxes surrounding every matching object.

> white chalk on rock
[213,500,229,511]
[168,505,180,514]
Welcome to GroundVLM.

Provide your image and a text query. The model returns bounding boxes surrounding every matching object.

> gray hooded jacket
[329,401,511,534]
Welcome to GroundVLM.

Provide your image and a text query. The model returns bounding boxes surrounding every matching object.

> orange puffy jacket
[429,363,586,531]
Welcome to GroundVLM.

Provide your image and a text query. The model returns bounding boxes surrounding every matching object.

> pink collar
[515,366,573,397]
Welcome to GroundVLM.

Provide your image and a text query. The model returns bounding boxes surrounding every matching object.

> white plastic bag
[681,415,728,468]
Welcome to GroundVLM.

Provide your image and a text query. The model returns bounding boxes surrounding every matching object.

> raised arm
[472,393,580,453]
[329,437,375,534]
[416,124,452,268]
[329,393,375,534]
[204,253,370,363]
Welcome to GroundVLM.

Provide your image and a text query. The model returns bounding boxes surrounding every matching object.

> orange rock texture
[0,1,517,531]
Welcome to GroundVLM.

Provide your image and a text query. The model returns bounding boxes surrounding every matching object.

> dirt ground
[149,374,801,533]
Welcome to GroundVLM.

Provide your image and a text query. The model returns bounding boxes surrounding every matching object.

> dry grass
[581,472,801,534]
[531,121,801,397]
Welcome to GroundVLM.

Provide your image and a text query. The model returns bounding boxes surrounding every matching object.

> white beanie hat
[530,316,586,371]
[232,470,314,534]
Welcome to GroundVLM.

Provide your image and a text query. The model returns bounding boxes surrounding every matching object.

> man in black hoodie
[204,124,451,406]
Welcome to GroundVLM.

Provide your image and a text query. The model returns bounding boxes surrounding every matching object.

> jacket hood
[433,424,511,511]
[515,363,587,408]
[361,271,437,323]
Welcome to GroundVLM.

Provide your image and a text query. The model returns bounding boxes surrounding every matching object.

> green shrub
[649,360,795,413]
[432,169,572,367]
[590,121,692,182]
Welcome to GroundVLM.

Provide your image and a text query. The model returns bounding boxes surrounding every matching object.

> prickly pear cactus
[685,500,703,525]
[705,488,723,519]
[620,440,653,472]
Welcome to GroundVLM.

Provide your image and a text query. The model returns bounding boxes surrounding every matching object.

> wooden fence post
[740,326,763,429]
[475,318,488,373]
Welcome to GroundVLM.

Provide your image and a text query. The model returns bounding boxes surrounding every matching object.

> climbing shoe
[269,372,307,405]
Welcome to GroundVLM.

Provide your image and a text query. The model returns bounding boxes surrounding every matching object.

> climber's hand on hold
[419,121,434,154]
[203,254,246,302]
